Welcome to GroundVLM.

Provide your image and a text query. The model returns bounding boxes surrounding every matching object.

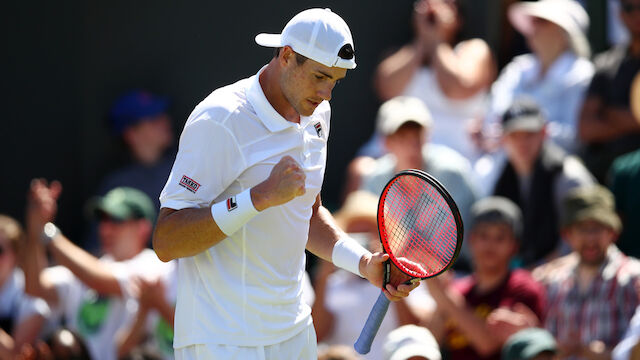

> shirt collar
[522,51,578,85]
[247,65,311,132]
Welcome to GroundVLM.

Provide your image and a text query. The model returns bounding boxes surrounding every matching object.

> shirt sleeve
[160,114,246,210]
[43,266,83,316]
[613,306,640,360]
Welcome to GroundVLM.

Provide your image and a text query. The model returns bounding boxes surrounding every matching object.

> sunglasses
[622,2,640,13]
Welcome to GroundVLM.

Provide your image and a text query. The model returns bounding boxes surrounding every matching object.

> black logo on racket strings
[314,122,323,138]
[226,197,238,211]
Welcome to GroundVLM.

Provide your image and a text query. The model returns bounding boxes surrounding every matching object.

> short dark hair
[273,47,308,65]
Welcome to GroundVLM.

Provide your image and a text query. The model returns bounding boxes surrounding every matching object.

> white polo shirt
[160,66,330,348]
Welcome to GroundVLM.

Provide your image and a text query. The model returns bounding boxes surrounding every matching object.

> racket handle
[354,291,391,354]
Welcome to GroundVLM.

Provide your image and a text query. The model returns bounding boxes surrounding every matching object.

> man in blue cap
[99,90,175,211]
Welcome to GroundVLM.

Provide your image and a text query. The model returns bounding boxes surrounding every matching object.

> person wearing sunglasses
[24,180,175,360]
[578,0,640,183]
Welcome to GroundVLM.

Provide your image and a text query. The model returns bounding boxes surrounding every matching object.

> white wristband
[332,237,371,277]
[210,188,259,236]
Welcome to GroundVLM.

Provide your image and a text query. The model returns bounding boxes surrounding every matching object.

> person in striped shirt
[533,185,640,359]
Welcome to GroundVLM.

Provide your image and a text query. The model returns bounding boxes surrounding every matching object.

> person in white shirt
[24,180,173,360]
[152,8,419,360]
[373,0,495,161]
[0,215,50,359]
[486,0,594,153]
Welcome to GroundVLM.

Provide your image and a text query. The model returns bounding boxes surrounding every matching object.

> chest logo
[314,122,323,138]
[179,175,201,193]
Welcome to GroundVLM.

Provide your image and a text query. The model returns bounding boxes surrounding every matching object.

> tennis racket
[354,169,463,354]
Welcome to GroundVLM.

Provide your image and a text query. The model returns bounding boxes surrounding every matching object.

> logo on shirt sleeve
[314,122,323,138]
[226,196,238,211]
[179,175,201,193]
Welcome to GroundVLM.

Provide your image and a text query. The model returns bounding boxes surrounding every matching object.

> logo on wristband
[179,175,200,193]
[226,197,238,211]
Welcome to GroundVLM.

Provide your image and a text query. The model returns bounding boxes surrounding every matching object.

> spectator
[0,215,50,359]
[477,99,594,267]
[373,0,495,161]
[502,327,558,360]
[359,96,478,269]
[383,325,441,360]
[487,0,594,153]
[533,185,640,359]
[116,265,176,360]
[578,0,640,182]
[312,191,434,360]
[100,90,175,211]
[608,148,640,258]
[24,180,173,360]
[423,196,546,360]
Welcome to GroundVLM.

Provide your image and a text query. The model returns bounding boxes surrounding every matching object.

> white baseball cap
[509,0,590,58]
[383,325,442,360]
[255,8,356,69]
[377,96,433,136]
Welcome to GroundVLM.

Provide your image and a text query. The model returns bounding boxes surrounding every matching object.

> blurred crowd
[2,0,640,359]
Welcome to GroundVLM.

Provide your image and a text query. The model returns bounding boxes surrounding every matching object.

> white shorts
[174,323,317,360]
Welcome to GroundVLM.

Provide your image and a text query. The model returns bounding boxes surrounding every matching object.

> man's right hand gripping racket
[354,169,463,354]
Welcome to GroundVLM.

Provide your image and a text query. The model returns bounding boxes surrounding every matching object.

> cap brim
[255,33,283,48]
[504,116,545,133]
[85,196,132,221]
[566,209,622,232]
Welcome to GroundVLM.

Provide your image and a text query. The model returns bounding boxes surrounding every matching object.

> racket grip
[354,291,391,354]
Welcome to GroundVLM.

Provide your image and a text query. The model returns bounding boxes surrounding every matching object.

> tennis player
[152,8,419,360]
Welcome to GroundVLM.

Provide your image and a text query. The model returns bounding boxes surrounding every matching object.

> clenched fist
[251,156,306,211]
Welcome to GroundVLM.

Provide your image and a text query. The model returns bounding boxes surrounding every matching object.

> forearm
[433,290,501,355]
[374,43,424,100]
[23,225,58,304]
[153,207,228,262]
[48,235,122,296]
[579,97,640,143]
[432,40,493,99]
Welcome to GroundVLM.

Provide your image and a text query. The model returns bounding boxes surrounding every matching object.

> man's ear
[279,46,295,67]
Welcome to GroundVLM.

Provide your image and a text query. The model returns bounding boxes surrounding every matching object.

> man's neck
[259,61,300,123]
[537,46,566,78]
[512,160,534,177]
[474,266,510,293]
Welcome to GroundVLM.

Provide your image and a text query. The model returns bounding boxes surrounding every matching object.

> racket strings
[380,175,458,281]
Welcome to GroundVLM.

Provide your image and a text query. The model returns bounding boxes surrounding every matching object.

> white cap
[383,325,441,360]
[376,96,433,136]
[255,8,356,69]
[509,0,590,58]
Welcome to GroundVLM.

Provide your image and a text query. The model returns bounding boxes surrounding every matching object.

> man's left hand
[359,252,420,301]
